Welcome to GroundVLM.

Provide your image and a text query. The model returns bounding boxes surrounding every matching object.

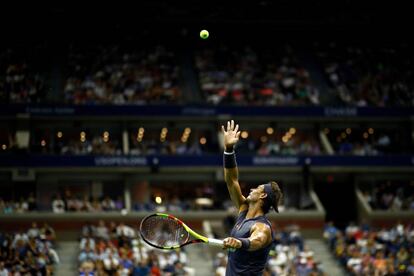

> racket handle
[208,238,224,247]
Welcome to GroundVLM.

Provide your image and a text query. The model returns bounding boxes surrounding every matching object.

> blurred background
[0,1,413,275]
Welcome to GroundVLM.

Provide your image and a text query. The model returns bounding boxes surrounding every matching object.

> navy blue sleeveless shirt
[226,210,273,276]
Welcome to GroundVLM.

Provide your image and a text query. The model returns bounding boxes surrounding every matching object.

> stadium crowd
[323,222,414,275]
[326,127,406,156]
[0,47,47,104]
[195,44,320,106]
[3,40,412,107]
[78,221,194,275]
[314,41,414,107]
[3,127,328,157]
[360,181,414,211]
[0,192,125,214]
[64,44,181,105]
[0,193,37,214]
[0,223,59,275]
[51,193,124,213]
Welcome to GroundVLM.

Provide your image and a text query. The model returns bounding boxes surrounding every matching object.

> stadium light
[266,127,274,135]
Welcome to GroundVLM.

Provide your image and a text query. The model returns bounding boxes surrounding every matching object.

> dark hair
[262,181,283,214]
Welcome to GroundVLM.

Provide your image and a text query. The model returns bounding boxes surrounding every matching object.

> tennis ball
[200,30,209,39]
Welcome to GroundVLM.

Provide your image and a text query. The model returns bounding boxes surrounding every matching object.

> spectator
[0,262,8,276]
[27,222,40,239]
[52,194,65,213]
[95,220,109,241]
[79,244,97,263]
[101,196,116,211]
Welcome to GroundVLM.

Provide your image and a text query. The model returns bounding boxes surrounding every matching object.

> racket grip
[208,238,224,247]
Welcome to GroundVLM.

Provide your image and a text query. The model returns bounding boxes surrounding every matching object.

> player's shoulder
[252,221,271,232]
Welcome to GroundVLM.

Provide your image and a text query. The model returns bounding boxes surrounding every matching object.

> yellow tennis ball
[200,30,209,39]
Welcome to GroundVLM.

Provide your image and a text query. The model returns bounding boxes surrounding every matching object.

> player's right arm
[222,120,247,212]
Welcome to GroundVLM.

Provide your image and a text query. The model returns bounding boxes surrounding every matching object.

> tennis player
[221,120,283,275]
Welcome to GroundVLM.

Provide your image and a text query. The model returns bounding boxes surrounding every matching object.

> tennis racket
[139,213,224,250]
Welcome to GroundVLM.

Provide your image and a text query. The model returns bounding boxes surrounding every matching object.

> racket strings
[141,216,189,247]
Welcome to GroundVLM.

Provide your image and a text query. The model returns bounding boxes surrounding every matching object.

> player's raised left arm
[222,120,247,212]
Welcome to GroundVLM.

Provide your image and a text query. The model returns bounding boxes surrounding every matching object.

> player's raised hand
[221,120,241,150]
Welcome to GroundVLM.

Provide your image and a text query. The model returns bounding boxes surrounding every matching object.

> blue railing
[0,154,413,167]
[1,104,413,118]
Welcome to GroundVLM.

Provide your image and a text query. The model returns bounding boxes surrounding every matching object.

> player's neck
[246,203,264,219]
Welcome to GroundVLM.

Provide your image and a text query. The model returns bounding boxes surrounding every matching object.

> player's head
[247,181,282,214]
